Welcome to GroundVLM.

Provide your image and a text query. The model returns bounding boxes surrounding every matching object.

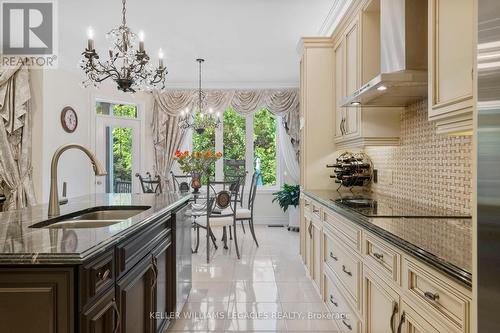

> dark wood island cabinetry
[0,193,191,333]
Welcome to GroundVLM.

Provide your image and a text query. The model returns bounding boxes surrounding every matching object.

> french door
[95,115,141,194]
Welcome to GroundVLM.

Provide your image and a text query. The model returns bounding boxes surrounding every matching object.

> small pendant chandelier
[80,0,167,93]
[179,58,221,135]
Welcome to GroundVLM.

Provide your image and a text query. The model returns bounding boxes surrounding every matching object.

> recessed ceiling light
[377,85,388,91]
[351,102,361,106]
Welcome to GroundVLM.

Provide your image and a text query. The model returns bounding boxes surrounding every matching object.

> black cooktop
[333,197,470,218]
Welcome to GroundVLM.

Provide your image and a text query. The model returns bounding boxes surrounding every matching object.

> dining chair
[233,171,259,247]
[225,171,248,232]
[170,171,192,193]
[193,178,241,263]
[135,173,162,193]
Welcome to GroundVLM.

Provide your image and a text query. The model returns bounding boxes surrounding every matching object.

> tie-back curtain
[151,88,300,189]
[0,63,36,211]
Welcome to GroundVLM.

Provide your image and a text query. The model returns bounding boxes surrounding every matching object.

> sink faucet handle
[59,182,68,205]
[62,182,67,198]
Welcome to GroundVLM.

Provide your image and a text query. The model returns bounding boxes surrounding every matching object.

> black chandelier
[80,0,167,93]
[179,58,221,135]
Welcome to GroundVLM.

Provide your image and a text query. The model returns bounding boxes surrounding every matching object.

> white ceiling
[58,0,335,88]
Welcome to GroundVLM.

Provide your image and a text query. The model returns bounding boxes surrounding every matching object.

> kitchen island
[0,192,191,333]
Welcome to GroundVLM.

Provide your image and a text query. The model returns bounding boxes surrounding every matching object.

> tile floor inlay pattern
[167,225,339,332]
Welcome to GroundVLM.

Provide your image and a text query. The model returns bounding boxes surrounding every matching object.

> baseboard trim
[254,216,288,225]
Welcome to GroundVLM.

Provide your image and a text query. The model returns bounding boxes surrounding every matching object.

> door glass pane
[96,102,137,118]
[223,107,246,178]
[253,108,277,186]
[106,126,133,193]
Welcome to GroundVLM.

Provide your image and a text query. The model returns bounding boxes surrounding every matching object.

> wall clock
[61,106,78,133]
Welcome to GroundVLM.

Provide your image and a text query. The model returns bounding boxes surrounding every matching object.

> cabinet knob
[329,294,338,307]
[342,265,352,277]
[424,291,439,301]
[97,268,111,281]
[342,319,352,331]
[329,252,338,261]
[373,252,384,260]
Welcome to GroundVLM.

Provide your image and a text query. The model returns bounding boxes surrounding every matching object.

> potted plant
[173,150,222,193]
[272,184,300,231]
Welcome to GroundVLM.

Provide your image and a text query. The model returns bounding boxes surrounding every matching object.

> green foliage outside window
[192,111,216,184]
[110,104,137,183]
[254,108,276,186]
[223,107,246,176]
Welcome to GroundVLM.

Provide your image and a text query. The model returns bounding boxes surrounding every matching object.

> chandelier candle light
[80,0,167,92]
[178,59,221,135]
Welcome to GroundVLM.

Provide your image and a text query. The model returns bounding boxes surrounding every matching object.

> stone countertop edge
[0,194,191,265]
[302,190,472,288]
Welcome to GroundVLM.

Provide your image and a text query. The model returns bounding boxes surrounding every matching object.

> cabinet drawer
[79,249,115,310]
[116,215,171,278]
[403,258,471,332]
[323,208,362,253]
[324,268,362,333]
[324,227,362,312]
[363,233,401,284]
[303,198,312,219]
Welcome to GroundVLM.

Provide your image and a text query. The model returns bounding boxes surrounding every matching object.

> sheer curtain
[278,117,299,185]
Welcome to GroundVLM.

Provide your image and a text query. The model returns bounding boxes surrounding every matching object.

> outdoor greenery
[192,111,216,184]
[111,104,137,183]
[272,184,300,212]
[223,108,246,176]
[254,108,276,186]
[192,107,277,186]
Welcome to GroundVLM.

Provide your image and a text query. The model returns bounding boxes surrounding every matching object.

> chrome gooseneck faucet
[48,144,107,217]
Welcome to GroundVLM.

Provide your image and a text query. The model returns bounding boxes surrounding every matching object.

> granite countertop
[0,192,191,265]
[303,189,472,287]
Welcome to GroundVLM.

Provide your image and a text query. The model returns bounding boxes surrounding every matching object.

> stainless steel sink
[30,206,151,229]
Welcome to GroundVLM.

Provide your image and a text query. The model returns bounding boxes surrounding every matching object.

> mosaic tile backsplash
[363,99,472,215]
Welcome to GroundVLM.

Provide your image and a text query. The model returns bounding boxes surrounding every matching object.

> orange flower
[175,150,182,158]
[205,150,212,158]
[183,150,189,157]
[215,152,222,159]
[195,152,202,159]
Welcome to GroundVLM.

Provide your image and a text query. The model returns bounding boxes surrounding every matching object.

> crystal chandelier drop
[179,59,221,135]
[80,0,167,93]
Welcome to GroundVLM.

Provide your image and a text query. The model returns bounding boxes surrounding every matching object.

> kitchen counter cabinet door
[152,235,173,333]
[363,266,401,333]
[80,287,119,333]
[428,0,475,134]
[305,216,313,276]
[311,219,322,291]
[116,254,155,333]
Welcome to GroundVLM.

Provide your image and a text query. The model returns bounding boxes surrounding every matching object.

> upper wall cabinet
[428,0,475,135]
[334,1,400,149]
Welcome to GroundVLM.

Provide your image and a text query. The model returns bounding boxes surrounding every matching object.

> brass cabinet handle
[373,252,384,260]
[424,291,439,301]
[397,312,405,333]
[97,268,111,281]
[312,209,320,214]
[111,298,121,333]
[342,319,352,331]
[308,222,313,239]
[329,294,338,307]
[342,265,352,276]
[329,252,338,261]
[390,302,398,333]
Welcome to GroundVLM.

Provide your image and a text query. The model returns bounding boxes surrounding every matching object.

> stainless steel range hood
[340,0,428,107]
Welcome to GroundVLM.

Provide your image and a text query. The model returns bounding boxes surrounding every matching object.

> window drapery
[151,88,300,189]
[0,64,36,211]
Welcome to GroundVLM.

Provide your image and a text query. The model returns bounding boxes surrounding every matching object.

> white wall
[31,68,153,203]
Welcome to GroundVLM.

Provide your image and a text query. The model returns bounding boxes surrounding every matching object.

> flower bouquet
[173,150,222,193]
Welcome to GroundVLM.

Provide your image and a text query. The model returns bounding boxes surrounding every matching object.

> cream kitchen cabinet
[428,0,475,135]
[333,4,400,149]
[301,192,472,333]
[363,266,401,333]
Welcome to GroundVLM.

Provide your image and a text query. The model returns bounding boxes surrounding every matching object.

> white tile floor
[167,225,338,332]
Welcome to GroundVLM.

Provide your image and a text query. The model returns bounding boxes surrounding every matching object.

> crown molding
[318,0,354,37]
